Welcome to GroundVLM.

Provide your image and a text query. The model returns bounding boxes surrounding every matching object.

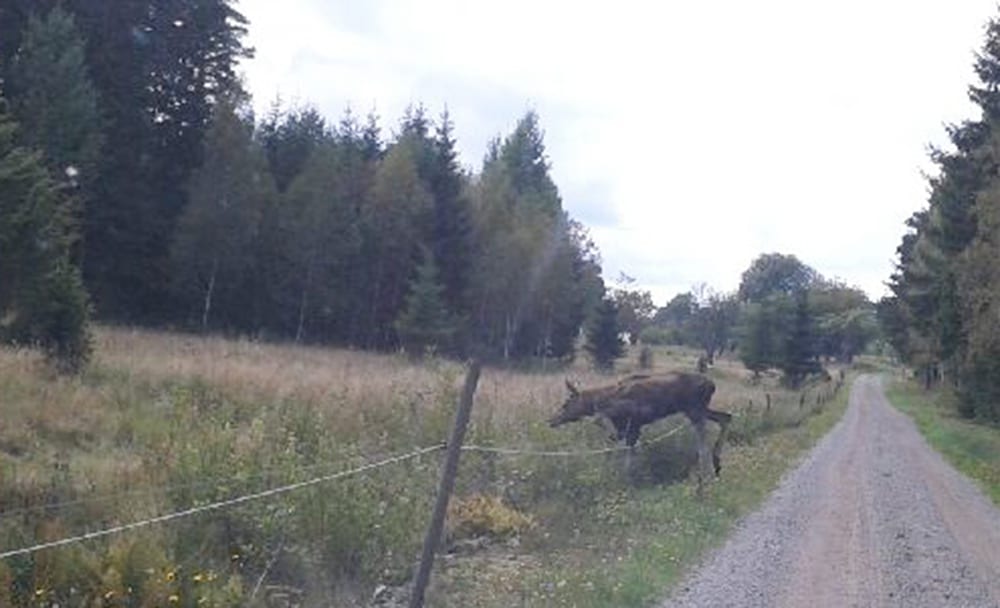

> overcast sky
[236,0,997,305]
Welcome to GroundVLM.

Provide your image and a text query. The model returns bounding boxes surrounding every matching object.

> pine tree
[585,297,625,371]
[395,251,458,356]
[0,105,90,371]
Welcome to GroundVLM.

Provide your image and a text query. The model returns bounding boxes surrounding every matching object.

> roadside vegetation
[0,328,850,607]
[878,10,1000,425]
[886,378,1000,507]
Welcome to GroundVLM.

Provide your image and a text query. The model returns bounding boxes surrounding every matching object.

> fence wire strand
[0,444,445,560]
[0,453,401,522]
[462,422,688,456]
[0,419,694,560]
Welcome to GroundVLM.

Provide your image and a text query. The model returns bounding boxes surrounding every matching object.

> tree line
[0,1,880,377]
[879,10,1000,423]
[621,253,878,388]
[0,1,607,366]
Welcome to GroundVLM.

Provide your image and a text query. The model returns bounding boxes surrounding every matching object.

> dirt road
[663,375,1000,608]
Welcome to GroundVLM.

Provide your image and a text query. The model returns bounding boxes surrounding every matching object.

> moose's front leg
[592,413,621,442]
[597,400,645,483]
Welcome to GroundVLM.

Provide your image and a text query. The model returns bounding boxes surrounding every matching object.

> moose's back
[613,372,716,419]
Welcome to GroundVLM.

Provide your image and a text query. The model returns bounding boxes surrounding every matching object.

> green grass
[885,378,1000,507]
[0,330,853,606]
[431,374,852,607]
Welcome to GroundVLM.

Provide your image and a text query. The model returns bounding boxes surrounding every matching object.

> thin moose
[548,371,732,476]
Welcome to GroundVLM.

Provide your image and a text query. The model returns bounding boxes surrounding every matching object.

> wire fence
[0,444,445,560]
[0,422,692,561]
[0,451,404,522]
[461,422,687,456]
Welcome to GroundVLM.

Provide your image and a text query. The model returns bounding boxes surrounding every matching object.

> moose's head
[548,379,597,427]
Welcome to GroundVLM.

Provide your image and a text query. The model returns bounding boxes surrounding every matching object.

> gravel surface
[662,375,1000,608]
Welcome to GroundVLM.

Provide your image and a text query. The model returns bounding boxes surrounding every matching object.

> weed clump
[447,494,534,541]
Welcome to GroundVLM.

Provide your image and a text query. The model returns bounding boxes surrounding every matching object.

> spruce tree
[781,293,819,388]
[585,296,625,371]
[467,112,596,361]
[429,109,473,314]
[0,105,91,371]
[8,6,102,185]
[395,251,458,356]
[259,103,328,193]
[738,302,774,378]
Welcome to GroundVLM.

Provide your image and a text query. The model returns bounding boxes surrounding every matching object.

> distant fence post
[409,359,482,608]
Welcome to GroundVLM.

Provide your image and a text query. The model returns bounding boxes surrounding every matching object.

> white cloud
[236,0,996,304]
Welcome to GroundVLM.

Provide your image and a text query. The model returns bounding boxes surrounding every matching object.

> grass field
[885,378,1000,507]
[0,327,850,607]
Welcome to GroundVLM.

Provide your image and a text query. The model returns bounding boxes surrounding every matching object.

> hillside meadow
[0,327,849,607]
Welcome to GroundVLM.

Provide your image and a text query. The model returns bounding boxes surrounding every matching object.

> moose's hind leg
[622,419,642,483]
[692,418,711,492]
[708,409,733,476]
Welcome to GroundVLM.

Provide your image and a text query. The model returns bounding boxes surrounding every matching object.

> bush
[32,261,92,372]
[638,326,685,346]
[638,346,654,369]
[585,297,625,370]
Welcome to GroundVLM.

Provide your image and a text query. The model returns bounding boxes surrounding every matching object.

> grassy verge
[431,374,852,607]
[0,329,852,607]
[885,378,1000,506]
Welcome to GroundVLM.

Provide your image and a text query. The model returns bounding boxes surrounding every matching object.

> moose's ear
[565,379,579,396]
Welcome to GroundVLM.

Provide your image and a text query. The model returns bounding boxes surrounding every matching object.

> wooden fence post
[409,359,482,608]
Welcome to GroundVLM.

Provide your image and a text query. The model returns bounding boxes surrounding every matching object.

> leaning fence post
[409,359,482,608]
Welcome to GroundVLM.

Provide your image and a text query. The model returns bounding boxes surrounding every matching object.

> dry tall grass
[0,326,843,607]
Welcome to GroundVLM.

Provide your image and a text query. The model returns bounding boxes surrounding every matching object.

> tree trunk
[369,259,384,349]
[295,261,314,344]
[201,258,218,332]
[503,314,513,360]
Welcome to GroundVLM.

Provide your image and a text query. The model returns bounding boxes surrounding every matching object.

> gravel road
[662,375,1000,608]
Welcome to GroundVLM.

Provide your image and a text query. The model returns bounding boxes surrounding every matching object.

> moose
[548,372,732,479]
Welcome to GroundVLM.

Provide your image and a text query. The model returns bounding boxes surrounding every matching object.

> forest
[0,0,878,384]
[879,12,1000,423]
